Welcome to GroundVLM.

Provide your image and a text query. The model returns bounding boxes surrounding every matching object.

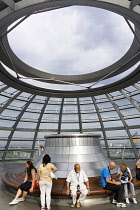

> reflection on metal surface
[34,134,111,178]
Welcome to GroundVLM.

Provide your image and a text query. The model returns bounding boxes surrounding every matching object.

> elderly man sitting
[66,163,90,208]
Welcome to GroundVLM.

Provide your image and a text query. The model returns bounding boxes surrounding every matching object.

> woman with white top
[38,154,58,210]
[117,163,137,204]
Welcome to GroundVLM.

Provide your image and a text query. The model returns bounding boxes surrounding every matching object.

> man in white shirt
[66,164,90,208]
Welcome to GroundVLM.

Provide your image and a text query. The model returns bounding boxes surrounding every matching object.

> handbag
[33,180,39,189]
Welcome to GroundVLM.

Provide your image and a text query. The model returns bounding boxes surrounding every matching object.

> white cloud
[8,6,133,75]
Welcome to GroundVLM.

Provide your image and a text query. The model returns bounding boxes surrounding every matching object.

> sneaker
[112,199,117,204]
[125,198,130,204]
[76,201,81,208]
[116,203,126,208]
[9,199,18,205]
[17,198,25,202]
[132,197,137,204]
[41,207,45,210]
[70,204,75,208]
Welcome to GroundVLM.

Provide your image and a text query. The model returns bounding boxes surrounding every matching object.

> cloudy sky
[7,6,134,90]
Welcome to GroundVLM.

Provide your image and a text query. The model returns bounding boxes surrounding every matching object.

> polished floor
[1,161,140,210]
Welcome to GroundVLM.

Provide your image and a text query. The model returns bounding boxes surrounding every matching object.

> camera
[77,184,80,190]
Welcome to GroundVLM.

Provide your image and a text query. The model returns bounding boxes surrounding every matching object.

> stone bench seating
[2,170,140,196]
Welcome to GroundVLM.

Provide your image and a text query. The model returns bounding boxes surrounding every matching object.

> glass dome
[0,81,140,161]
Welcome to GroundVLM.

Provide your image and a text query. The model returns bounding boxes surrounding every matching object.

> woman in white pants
[38,154,57,210]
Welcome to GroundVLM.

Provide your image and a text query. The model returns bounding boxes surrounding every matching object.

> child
[117,163,137,204]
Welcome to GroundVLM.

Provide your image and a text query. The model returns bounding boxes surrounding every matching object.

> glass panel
[63,105,78,113]
[0,95,9,105]
[27,103,44,111]
[64,98,77,104]
[9,100,27,109]
[42,114,59,122]
[81,113,98,121]
[0,119,15,127]
[109,148,135,158]
[103,120,124,128]
[61,123,79,129]
[97,102,113,110]
[114,98,131,107]
[80,104,95,112]
[62,114,79,122]
[100,111,119,119]
[45,105,60,113]
[120,108,140,117]
[106,130,126,137]
[82,122,101,129]
[12,131,35,138]
[39,123,58,129]
[21,112,40,120]
[125,118,140,126]
[131,94,140,103]
[17,121,37,129]
[1,109,20,118]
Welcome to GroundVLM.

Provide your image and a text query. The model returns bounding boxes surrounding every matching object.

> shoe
[76,201,81,208]
[116,203,126,208]
[112,199,117,204]
[17,198,25,202]
[46,207,51,210]
[70,204,75,208]
[125,198,130,204]
[132,197,137,204]
[41,207,45,210]
[9,199,18,205]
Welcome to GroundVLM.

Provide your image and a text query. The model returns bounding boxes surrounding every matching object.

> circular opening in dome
[8,6,134,76]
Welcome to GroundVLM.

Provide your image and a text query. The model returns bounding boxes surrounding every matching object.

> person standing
[66,163,90,208]
[101,161,126,208]
[38,154,58,210]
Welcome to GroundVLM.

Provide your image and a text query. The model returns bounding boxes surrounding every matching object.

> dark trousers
[104,183,124,203]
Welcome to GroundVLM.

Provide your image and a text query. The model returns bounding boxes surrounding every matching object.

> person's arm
[51,164,58,173]
[38,169,40,181]
[85,180,90,195]
[29,172,36,193]
[106,177,121,185]
[66,181,70,195]
[128,168,133,182]
[23,172,28,183]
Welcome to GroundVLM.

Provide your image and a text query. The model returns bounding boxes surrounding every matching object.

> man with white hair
[101,161,126,208]
[66,164,90,208]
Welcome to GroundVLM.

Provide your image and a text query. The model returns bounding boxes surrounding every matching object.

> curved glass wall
[0,81,140,161]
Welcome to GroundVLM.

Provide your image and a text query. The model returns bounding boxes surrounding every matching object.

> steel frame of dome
[0,0,140,97]
[0,0,140,162]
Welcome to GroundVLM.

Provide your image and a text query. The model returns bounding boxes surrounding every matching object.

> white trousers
[39,180,52,208]
[70,185,88,205]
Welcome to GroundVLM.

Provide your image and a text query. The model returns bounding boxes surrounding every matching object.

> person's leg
[129,182,137,204]
[14,189,22,200]
[105,183,124,203]
[129,182,135,197]
[22,191,28,199]
[77,189,88,203]
[39,180,46,208]
[70,186,77,205]
[45,182,52,209]
[124,183,128,198]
